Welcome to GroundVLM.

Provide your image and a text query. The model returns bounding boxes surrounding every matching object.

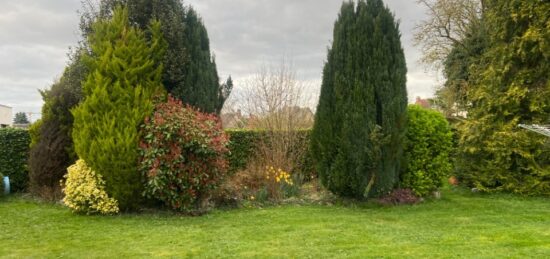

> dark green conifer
[311,0,408,198]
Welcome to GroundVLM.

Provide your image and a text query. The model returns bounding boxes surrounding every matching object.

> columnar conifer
[311,0,407,198]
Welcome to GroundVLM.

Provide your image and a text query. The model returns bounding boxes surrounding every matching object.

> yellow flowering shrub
[62,160,119,215]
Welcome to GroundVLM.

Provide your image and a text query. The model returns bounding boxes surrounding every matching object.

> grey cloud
[0,0,438,119]
[187,0,438,102]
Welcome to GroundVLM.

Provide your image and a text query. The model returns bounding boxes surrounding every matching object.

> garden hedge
[0,128,31,192]
[225,130,316,178]
[1,128,314,194]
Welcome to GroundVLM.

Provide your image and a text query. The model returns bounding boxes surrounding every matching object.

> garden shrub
[62,160,119,215]
[401,105,453,196]
[0,128,30,192]
[139,96,229,213]
[28,57,85,201]
[225,129,316,179]
[72,7,166,209]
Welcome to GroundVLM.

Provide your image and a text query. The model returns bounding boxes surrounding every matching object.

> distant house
[414,96,431,109]
[0,104,12,128]
[221,110,246,129]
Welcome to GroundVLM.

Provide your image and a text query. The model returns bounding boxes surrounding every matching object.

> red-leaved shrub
[139,96,229,213]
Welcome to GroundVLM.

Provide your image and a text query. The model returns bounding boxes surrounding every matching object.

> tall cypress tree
[91,0,229,114]
[311,0,407,199]
[72,6,166,209]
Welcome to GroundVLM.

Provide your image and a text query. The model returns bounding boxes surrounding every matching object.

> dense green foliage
[62,160,119,215]
[312,0,408,198]
[0,128,30,192]
[2,189,550,257]
[456,0,550,196]
[72,7,166,209]
[402,105,453,196]
[13,112,29,124]
[225,130,263,173]
[94,0,229,113]
[28,57,85,199]
[139,96,229,212]
[434,21,488,117]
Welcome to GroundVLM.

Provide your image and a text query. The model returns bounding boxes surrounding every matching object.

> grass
[0,188,549,258]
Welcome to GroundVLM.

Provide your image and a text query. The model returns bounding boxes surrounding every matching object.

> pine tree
[456,0,550,195]
[72,6,166,209]
[311,0,408,198]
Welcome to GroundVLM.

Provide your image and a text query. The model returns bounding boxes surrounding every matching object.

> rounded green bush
[402,105,453,196]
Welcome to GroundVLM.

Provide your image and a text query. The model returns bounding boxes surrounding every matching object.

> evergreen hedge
[0,128,30,192]
[226,130,315,178]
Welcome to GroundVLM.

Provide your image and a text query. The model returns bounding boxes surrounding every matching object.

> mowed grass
[0,189,549,258]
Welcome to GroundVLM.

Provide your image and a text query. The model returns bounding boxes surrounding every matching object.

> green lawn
[0,189,549,258]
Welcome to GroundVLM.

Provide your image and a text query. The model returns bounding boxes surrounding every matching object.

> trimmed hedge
[1,128,313,194]
[225,130,315,178]
[0,128,31,192]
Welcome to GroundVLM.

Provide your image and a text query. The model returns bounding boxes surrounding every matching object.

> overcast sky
[0,0,438,120]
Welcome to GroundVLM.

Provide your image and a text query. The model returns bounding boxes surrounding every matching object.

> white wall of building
[0,104,13,127]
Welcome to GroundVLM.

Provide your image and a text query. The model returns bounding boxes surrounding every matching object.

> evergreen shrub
[72,7,166,209]
[139,96,229,213]
[62,160,119,215]
[401,105,453,196]
[0,128,30,192]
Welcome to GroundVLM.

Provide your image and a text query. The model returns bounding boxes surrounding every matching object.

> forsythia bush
[139,96,229,213]
[401,105,453,196]
[62,160,119,215]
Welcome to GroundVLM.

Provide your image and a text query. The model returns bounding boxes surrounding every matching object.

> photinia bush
[139,96,229,213]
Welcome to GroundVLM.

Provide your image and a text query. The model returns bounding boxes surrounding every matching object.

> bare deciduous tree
[227,58,314,200]
[414,0,484,69]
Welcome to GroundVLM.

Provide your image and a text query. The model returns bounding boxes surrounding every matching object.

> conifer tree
[72,6,166,209]
[456,0,550,195]
[311,0,407,198]
[89,0,229,114]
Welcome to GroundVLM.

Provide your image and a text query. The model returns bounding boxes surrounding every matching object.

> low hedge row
[0,128,31,192]
[225,130,316,178]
